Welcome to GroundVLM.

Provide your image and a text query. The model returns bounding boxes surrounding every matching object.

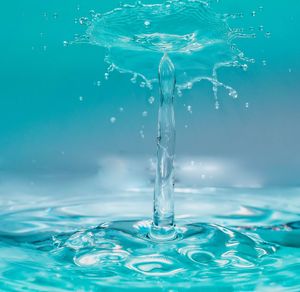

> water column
[150,53,177,240]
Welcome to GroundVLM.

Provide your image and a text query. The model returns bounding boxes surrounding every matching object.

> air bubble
[79,96,84,102]
[110,117,116,124]
[187,105,192,114]
[142,111,148,117]
[245,102,249,109]
[119,107,124,112]
[262,60,267,66]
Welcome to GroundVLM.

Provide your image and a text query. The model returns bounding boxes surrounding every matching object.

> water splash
[78,0,252,101]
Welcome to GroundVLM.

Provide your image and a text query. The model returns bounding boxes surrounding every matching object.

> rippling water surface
[1,158,300,291]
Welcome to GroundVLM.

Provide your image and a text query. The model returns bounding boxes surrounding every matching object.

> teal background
[0,0,299,185]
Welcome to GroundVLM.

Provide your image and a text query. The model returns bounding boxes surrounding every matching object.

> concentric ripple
[52,220,277,282]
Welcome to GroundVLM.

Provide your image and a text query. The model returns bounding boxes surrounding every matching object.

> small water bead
[245,102,249,109]
[96,81,101,87]
[79,96,84,102]
[265,32,271,38]
[144,20,151,28]
[259,25,264,32]
[79,17,89,25]
[242,64,248,71]
[251,11,256,17]
[53,12,58,20]
[187,105,192,114]
[104,73,109,80]
[229,89,238,99]
[262,60,267,66]
[215,101,220,110]
[119,107,124,112]
[139,130,145,139]
[288,68,292,73]
[110,117,116,124]
[142,111,148,117]
[148,96,155,104]
[63,41,69,47]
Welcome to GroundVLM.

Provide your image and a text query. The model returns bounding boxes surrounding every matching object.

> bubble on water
[142,111,148,117]
[110,117,116,124]
[148,96,155,104]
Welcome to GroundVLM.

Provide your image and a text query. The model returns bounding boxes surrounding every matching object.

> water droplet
[258,6,264,12]
[288,68,292,73]
[251,11,256,17]
[259,25,264,32]
[63,41,69,47]
[53,12,58,19]
[201,174,206,179]
[215,101,220,110]
[119,107,124,112]
[110,117,116,124]
[187,82,192,90]
[262,60,267,66]
[96,81,101,87]
[79,17,88,25]
[148,96,155,104]
[245,102,249,109]
[43,45,47,51]
[104,73,109,80]
[242,64,248,71]
[144,20,151,28]
[187,105,192,114]
[184,125,188,129]
[229,90,238,99]
[142,111,148,117]
[265,32,271,38]
[139,130,145,139]
[79,96,84,102]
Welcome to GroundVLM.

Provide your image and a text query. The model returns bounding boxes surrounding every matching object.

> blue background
[0,0,299,186]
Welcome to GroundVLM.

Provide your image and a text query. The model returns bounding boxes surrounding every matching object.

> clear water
[1,0,300,291]
[1,168,300,290]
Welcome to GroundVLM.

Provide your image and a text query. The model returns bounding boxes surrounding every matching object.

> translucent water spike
[150,53,176,240]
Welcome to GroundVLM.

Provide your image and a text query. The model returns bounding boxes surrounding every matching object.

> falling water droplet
[148,96,155,104]
[265,32,271,38]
